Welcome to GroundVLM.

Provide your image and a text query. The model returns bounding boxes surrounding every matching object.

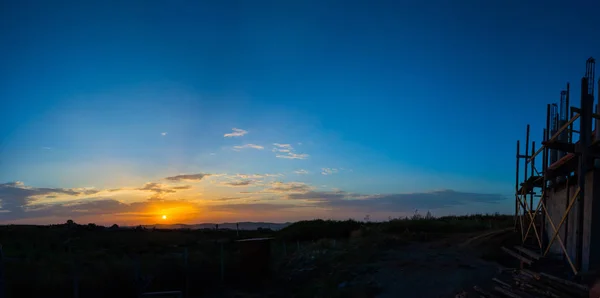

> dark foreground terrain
[0,214,518,297]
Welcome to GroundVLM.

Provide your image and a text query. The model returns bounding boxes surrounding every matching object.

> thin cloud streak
[272,143,309,160]
[164,173,210,182]
[232,144,264,150]
[321,168,339,175]
[224,128,248,137]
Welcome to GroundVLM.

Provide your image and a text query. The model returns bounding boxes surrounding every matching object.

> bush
[277,219,361,241]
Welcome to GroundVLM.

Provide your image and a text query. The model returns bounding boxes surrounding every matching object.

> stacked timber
[474,269,589,298]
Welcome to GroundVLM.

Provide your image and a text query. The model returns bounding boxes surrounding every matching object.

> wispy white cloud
[161,132,167,136]
[232,144,264,151]
[164,173,210,182]
[272,143,309,160]
[264,181,313,193]
[224,128,248,138]
[221,180,255,187]
[41,147,52,150]
[212,173,283,188]
[294,169,309,175]
[321,168,339,175]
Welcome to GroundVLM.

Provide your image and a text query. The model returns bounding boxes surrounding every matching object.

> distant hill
[140,222,291,231]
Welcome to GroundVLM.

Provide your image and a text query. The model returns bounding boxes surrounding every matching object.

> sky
[1,0,599,226]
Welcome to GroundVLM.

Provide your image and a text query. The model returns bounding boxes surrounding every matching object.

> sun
[162,215,167,220]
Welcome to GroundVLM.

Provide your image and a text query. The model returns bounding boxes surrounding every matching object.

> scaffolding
[515,57,600,275]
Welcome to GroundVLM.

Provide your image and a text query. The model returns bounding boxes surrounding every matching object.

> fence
[0,238,316,298]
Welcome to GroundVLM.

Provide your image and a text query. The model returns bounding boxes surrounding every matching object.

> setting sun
[162,215,167,220]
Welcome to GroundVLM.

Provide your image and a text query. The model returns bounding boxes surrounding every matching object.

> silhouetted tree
[425,211,434,220]
[110,224,119,229]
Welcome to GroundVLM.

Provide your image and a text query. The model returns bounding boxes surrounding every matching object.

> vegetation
[0,213,515,297]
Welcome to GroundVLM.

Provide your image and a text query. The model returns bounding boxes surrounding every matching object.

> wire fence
[0,238,315,298]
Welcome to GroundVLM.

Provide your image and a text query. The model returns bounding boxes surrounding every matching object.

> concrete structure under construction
[515,57,600,276]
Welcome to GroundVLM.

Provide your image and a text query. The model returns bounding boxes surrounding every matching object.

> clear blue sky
[0,0,599,224]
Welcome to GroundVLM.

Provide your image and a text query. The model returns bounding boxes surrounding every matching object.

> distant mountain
[140,222,292,231]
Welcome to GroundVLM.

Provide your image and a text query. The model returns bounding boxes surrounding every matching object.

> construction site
[502,57,600,296]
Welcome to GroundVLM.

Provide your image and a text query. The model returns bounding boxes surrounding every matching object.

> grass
[0,213,514,297]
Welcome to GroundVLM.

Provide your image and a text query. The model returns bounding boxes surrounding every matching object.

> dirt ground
[259,228,520,298]
[378,229,520,298]
[373,237,508,298]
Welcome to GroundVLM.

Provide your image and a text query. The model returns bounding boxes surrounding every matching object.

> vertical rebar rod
[576,77,592,271]
[516,140,521,230]
[565,177,570,254]
[541,128,548,252]
[543,103,551,251]
[531,142,536,212]
[567,83,572,143]
[597,79,600,142]
[524,125,530,220]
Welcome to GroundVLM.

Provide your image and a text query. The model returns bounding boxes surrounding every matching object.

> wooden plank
[571,107,600,120]
[493,278,512,288]
[542,141,576,153]
[548,153,577,171]
[520,269,540,280]
[493,286,523,298]
[502,247,533,265]
[473,285,500,298]
[539,272,589,292]
[513,246,541,260]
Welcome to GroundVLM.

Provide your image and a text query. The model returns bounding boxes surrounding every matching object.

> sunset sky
[1,1,599,225]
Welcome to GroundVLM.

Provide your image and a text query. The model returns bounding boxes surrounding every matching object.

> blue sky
[0,0,599,225]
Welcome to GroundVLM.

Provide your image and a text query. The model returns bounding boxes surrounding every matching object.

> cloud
[209,203,301,212]
[0,179,508,223]
[272,143,309,160]
[218,197,247,201]
[0,197,200,222]
[284,189,508,212]
[294,169,309,175]
[136,182,194,199]
[321,168,339,175]
[288,190,351,201]
[0,182,100,214]
[210,173,284,189]
[0,181,203,222]
[171,185,192,190]
[222,180,254,187]
[264,182,313,193]
[232,144,264,151]
[42,147,52,150]
[138,183,176,194]
[164,173,210,182]
[273,143,293,150]
[161,132,167,136]
[224,128,248,137]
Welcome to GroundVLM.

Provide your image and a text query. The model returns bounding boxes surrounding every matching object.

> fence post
[0,245,5,298]
[70,247,79,298]
[282,241,287,257]
[134,255,141,297]
[183,248,188,298]
[220,243,224,284]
